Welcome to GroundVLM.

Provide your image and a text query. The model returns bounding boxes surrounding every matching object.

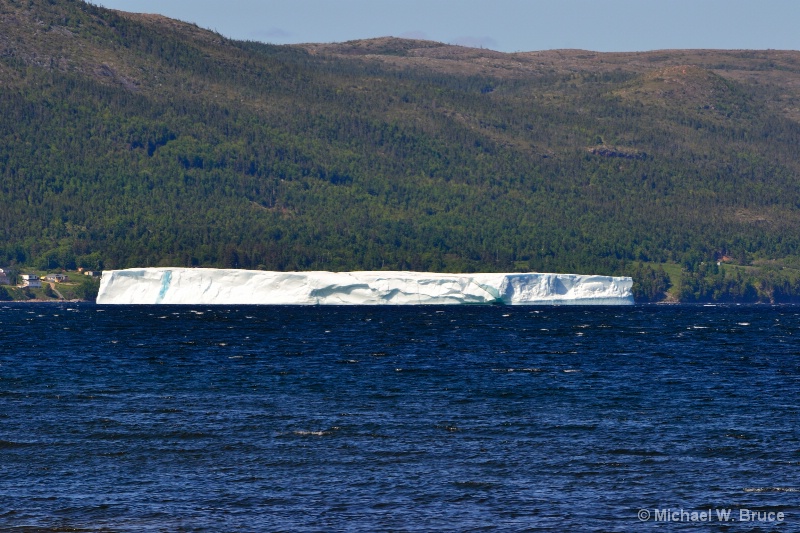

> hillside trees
[2,1,800,300]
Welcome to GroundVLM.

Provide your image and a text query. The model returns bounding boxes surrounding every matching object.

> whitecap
[293,427,339,437]
[743,487,799,493]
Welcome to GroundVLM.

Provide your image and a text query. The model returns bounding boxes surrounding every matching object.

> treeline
[677,261,800,303]
[623,261,800,303]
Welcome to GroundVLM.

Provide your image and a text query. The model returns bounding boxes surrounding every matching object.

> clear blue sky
[89,0,800,53]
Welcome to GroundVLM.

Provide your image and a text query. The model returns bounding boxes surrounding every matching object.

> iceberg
[96,268,634,305]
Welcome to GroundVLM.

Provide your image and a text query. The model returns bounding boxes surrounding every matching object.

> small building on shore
[45,273,68,283]
[20,274,42,288]
[0,269,9,285]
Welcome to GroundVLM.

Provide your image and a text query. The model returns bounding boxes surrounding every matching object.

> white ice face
[96,268,634,305]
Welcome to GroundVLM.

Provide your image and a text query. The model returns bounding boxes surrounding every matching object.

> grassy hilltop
[3,0,800,301]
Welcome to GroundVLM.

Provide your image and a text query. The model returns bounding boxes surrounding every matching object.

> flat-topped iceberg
[96,268,634,305]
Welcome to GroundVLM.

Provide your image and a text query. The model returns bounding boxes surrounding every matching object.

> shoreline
[1,298,88,303]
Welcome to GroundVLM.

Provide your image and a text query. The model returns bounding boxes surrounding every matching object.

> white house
[45,273,68,282]
[20,274,42,288]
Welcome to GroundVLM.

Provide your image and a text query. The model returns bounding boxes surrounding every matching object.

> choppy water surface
[1,304,798,531]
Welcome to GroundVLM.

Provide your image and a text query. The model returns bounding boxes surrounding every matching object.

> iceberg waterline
[96,268,634,305]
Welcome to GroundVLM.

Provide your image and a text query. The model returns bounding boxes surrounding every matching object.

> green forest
[3,0,800,302]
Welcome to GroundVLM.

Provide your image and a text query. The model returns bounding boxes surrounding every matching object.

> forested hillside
[3,0,800,301]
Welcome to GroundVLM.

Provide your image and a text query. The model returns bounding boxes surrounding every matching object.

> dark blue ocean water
[0,303,798,532]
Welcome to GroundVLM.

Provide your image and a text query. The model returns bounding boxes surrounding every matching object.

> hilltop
[2,0,800,301]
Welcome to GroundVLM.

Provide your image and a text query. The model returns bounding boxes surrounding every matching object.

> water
[1,304,798,531]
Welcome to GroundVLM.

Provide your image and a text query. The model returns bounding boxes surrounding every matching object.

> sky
[89,0,800,53]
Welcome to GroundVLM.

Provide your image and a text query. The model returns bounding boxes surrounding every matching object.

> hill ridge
[2,0,800,302]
